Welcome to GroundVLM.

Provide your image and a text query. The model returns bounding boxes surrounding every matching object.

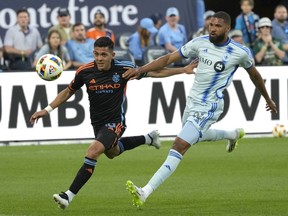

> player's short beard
[209,34,226,44]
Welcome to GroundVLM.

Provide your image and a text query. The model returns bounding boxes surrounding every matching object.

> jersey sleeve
[240,46,254,69]
[68,70,84,91]
[179,38,199,58]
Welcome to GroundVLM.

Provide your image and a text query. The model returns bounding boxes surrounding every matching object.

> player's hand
[183,58,199,74]
[30,110,48,125]
[122,67,141,80]
[265,99,277,113]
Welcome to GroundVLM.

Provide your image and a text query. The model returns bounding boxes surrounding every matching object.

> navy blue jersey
[68,59,136,126]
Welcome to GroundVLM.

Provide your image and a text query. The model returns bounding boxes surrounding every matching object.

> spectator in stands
[4,8,43,70]
[150,13,163,29]
[235,0,259,48]
[272,4,288,64]
[193,10,215,39]
[149,13,163,45]
[128,18,158,65]
[66,23,95,68]
[158,7,187,53]
[253,17,285,66]
[229,29,245,45]
[194,0,206,31]
[33,29,72,70]
[86,10,115,42]
[49,7,73,45]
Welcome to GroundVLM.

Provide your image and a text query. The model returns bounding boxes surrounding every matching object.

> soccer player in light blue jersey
[123,11,278,208]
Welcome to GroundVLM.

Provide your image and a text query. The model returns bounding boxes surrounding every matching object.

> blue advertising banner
[0,0,203,40]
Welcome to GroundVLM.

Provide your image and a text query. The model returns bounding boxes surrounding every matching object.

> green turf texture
[0,137,287,216]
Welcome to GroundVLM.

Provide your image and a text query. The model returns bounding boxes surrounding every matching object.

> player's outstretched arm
[122,51,181,80]
[30,87,75,125]
[147,58,199,78]
[246,66,277,113]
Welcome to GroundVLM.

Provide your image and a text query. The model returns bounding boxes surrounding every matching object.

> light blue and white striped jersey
[179,35,254,103]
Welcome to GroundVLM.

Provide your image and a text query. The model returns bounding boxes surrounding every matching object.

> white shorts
[182,96,224,135]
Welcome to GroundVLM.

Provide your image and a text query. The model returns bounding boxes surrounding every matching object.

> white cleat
[226,128,245,153]
[126,180,146,208]
[53,192,69,209]
[148,130,161,149]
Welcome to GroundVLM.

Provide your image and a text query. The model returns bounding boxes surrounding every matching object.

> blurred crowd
[0,0,288,72]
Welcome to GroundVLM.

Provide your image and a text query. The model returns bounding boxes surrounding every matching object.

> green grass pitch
[0,137,287,216]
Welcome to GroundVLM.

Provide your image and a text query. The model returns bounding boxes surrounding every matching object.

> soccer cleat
[126,180,146,208]
[148,130,161,149]
[53,192,69,209]
[226,128,245,153]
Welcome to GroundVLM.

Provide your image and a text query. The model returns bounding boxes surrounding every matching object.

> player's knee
[105,153,116,159]
[104,146,120,159]
[172,137,191,155]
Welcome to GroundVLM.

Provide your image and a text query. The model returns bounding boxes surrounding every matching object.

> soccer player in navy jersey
[123,11,278,208]
[30,36,198,209]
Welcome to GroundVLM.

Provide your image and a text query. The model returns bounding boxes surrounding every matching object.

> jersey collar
[213,37,231,47]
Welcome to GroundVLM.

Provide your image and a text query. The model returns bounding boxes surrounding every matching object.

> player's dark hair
[94,36,114,50]
[213,11,231,26]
